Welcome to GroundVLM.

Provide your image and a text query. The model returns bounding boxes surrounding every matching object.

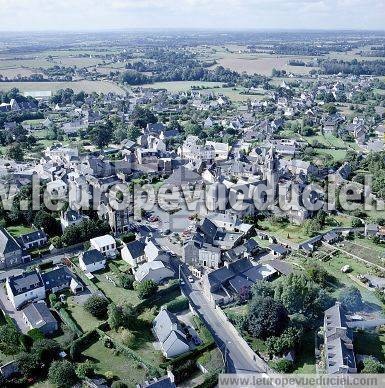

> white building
[90,235,117,258]
[134,261,174,283]
[6,270,46,309]
[79,249,106,273]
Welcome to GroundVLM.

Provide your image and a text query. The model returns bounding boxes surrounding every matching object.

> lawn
[66,296,102,332]
[82,340,149,385]
[93,271,141,306]
[354,330,385,362]
[340,240,385,268]
[7,225,34,237]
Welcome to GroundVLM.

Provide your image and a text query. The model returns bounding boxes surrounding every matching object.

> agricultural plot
[338,240,385,268]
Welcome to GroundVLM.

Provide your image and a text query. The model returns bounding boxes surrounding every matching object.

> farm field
[0,80,125,94]
[140,81,223,92]
[213,53,318,76]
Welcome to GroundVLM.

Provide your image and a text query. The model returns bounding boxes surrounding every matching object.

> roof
[7,270,44,296]
[140,376,176,388]
[19,229,48,245]
[200,218,218,243]
[41,266,74,291]
[326,337,356,374]
[266,259,294,275]
[153,309,183,343]
[81,249,105,265]
[268,243,288,255]
[242,264,277,282]
[228,275,253,293]
[0,227,22,255]
[22,302,57,329]
[163,166,203,186]
[125,240,145,259]
[90,234,115,247]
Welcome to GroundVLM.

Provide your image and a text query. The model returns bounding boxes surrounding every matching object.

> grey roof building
[22,301,58,334]
[0,227,24,269]
[324,302,357,374]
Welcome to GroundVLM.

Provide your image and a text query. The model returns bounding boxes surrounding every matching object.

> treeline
[321,59,385,76]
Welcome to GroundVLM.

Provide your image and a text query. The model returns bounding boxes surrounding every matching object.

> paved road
[177,264,266,373]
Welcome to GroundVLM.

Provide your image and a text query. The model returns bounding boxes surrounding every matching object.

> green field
[7,225,34,237]
[83,340,149,384]
[0,80,125,94]
[66,296,102,332]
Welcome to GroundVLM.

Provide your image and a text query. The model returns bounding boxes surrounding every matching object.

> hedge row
[57,308,83,337]
[69,329,99,360]
[195,370,221,388]
[135,282,180,312]
[96,328,163,378]
[164,296,189,313]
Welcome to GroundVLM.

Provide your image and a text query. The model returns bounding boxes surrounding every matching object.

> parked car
[188,275,194,283]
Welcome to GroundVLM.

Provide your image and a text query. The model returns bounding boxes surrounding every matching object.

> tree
[90,124,113,148]
[265,326,302,357]
[33,210,61,236]
[135,280,158,299]
[251,280,275,299]
[84,295,109,319]
[6,143,24,161]
[303,219,321,237]
[118,273,135,289]
[131,106,157,128]
[362,357,385,373]
[306,264,332,287]
[76,360,95,379]
[338,286,363,312]
[0,324,21,355]
[351,217,363,228]
[15,352,39,377]
[246,296,289,339]
[111,382,128,388]
[127,126,142,141]
[48,360,78,388]
[107,303,135,331]
[274,274,333,322]
[31,339,61,365]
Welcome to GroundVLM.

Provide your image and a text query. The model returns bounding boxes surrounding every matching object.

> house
[22,301,58,334]
[79,249,106,273]
[144,238,162,262]
[41,266,83,294]
[0,227,25,269]
[18,229,48,250]
[323,231,340,244]
[364,224,378,237]
[153,309,190,358]
[324,302,357,374]
[60,209,88,232]
[268,244,289,257]
[121,240,145,267]
[6,270,45,309]
[90,235,117,258]
[134,261,175,283]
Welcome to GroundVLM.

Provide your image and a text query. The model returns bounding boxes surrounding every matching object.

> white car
[188,275,194,283]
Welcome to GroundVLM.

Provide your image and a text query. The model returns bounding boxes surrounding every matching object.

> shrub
[111,382,127,388]
[76,360,95,378]
[135,280,158,299]
[27,328,45,342]
[84,295,109,319]
[19,333,33,351]
[48,360,78,388]
[165,296,189,313]
[118,273,135,289]
[70,330,98,360]
[120,329,135,348]
[57,308,83,337]
[271,359,294,373]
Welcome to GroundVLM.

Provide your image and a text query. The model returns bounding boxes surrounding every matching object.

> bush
[70,330,98,360]
[172,359,197,384]
[118,273,135,289]
[135,280,158,299]
[0,324,21,355]
[19,333,33,351]
[271,359,294,373]
[120,329,135,348]
[165,296,189,313]
[84,295,109,319]
[76,360,95,378]
[111,382,128,388]
[48,360,78,388]
[27,328,45,342]
[121,233,136,243]
[48,293,58,307]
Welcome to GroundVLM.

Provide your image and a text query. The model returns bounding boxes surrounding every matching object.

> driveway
[0,285,29,333]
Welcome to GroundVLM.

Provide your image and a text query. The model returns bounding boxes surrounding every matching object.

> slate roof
[19,229,48,245]
[125,240,145,259]
[41,266,74,291]
[82,249,105,265]
[0,227,22,255]
[163,166,202,186]
[7,270,44,296]
[200,218,218,244]
[22,302,57,329]
[228,275,253,293]
[268,243,289,255]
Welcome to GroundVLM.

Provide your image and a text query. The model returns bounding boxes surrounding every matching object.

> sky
[0,0,384,31]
